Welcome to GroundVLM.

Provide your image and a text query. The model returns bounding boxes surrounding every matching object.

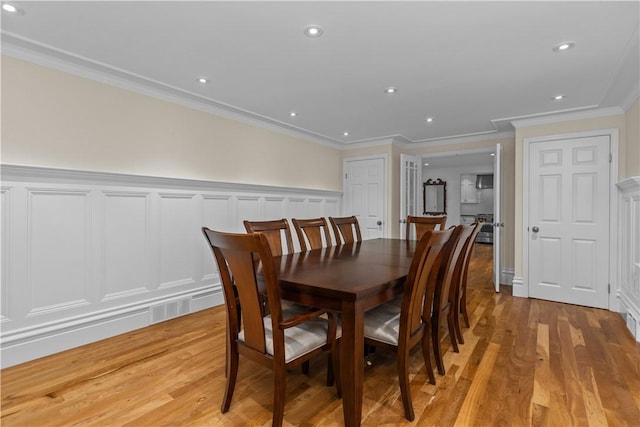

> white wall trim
[511,107,624,129]
[512,276,525,297]
[1,164,342,198]
[616,176,640,340]
[0,165,342,368]
[501,268,515,287]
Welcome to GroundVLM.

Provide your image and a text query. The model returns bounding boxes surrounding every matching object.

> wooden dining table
[274,238,417,427]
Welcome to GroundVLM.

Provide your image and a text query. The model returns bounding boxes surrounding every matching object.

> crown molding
[511,106,625,129]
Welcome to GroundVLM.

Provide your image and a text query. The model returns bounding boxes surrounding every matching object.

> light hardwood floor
[2,244,639,426]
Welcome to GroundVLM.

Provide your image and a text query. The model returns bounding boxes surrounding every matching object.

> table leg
[341,301,364,427]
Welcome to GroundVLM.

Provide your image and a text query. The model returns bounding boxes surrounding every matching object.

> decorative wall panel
[102,191,150,300]
[617,177,640,341]
[0,165,342,367]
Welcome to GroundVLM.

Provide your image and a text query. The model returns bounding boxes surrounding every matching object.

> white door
[528,135,610,308]
[344,157,386,239]
[399,154,421,239]
[493,144,502,292]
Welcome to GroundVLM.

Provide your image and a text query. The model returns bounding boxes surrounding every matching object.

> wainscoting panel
[27,188,92,317]
[617,177,640,341]
[0,165,342,367]
[102,191,150,301]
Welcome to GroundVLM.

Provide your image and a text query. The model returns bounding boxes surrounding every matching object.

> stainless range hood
[475,174,494,189]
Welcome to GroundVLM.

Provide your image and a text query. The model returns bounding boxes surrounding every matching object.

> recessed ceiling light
[424,163,430,166]
[425,117,434,123]
[304,25,323,38]
[490,153,495,157]
[553,41,575,52]
[552,94,565,101]
[2,3,17,13]
[384,87,398,94]
[197,77,208,84]
[343,132,349,137]
[289,112,297,117]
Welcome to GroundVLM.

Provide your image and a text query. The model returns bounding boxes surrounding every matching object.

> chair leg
[447,311,459,353]
[221,343,239,413]
[272,366,286,427]
[326,354,333,386]
[453,298,465,344]
[421,328,436,385]
[302,360,310,375]
[461,288,470,328]
[398,349,415,421]
[431,314,445,375]
[332,340,342,398]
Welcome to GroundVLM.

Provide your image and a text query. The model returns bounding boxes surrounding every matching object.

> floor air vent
[151,298,191,323]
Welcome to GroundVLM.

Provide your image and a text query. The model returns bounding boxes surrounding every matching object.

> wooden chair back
[402,227,456,347]
[203,229,279,356]
[425,224,466,374]
[243,218,294,256]
[451,222,483,343]
[292,217,333,251]
[329,215,362,244]
[406,215,447,241]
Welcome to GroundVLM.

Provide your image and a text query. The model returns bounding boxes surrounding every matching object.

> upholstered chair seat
[240,316,342,363]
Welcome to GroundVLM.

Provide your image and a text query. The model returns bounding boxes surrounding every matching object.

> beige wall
[513,112,630,279]
[1,56,342,191]
[625,99,640,177]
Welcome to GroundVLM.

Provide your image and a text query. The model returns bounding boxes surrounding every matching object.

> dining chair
[426,224,467,376]
[243,217,314,373]
[243,218,294,256]
[202,228,340,427]
[405,215,447,241]
[450,222,482,344]
[292,217,333,251]
[329,215,362,245]
[363,227,455,421]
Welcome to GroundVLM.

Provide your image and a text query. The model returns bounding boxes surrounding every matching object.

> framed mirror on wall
[423,178,446,215]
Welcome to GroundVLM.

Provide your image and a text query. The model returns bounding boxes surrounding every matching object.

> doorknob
[377,221,382,226]
[531,226,539,233]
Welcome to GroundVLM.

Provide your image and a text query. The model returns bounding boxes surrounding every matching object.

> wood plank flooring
[2,244,639,426]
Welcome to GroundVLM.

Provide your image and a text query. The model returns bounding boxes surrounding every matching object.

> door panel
[399,154,421,239]
[528,135,610,308]
[493,143,502,291]
[345,157,385,240]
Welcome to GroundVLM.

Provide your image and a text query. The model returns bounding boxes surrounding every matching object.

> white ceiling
[2,1,638,148]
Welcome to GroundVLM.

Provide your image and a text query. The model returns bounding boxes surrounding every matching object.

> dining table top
[275,238,418,302]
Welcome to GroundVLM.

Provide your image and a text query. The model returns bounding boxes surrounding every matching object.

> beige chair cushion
[240,315,341,363]
[363,296,403,346]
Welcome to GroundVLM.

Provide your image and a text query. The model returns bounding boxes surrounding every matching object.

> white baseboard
[619,292,640,342]
[1,288,223,368]
[501,268,514,286]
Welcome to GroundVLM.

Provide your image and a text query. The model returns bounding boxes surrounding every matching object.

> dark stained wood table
[275,238,417,427]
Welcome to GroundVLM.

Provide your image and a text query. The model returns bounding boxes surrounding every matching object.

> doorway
[419,146,502,291]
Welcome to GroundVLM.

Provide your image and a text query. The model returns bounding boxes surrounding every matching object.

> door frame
[521,128,619,311]
[342,154,389,237]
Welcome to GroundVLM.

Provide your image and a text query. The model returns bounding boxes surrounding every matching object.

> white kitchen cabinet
[460,174,478,203]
